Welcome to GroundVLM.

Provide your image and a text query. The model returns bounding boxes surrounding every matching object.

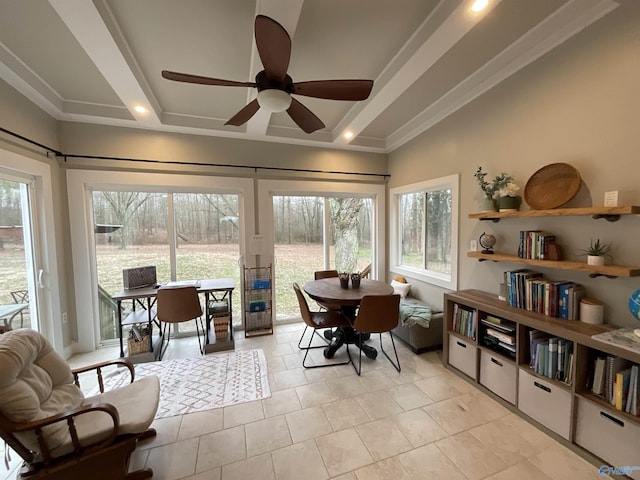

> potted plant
[495,180,522,212]
[474,167,516,212]
[580,238,612,266]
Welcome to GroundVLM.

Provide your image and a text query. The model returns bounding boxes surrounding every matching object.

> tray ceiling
[0,0,620,152]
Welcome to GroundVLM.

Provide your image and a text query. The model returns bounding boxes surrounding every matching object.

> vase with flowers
[495,180,522,212]
[474,166,518,212]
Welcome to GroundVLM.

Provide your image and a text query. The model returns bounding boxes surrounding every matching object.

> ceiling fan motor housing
[255,70,293,93]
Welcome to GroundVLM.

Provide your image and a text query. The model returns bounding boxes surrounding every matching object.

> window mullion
[167,193,177,281]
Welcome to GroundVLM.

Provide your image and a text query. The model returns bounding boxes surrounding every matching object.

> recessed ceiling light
[134,105,147,113]
[343,131,354,140]
[471,0,488,12]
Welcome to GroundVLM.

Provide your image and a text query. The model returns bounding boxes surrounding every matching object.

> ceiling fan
[161,15,374,134]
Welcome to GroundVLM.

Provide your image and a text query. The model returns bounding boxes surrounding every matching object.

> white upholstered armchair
[0,329,159,480]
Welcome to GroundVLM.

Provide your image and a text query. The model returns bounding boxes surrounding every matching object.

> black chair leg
[195,317,204,354]
[297,326,330,350]
[351,332,363,376]
[159,322,172,360]
[380,332,401,372]
[302,328,351,369]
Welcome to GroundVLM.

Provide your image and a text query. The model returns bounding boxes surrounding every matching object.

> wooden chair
[314,270,339,280]
[311,269,340,340]
[0,329,159,480]
[293,282,353,369]
[10,289,29,328]
[360,263,372,279]
[156,286,203,359]
[351,294,401,375]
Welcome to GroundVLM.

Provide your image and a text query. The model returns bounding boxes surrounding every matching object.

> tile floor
[1,323,609,480]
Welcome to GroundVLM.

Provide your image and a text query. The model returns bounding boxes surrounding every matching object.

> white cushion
[391,280,411,298]
[0,329,159,461]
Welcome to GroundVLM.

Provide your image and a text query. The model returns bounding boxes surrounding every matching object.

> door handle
[38,269,45,288]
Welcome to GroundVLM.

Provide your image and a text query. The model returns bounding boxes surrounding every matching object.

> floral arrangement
[474,166,518,199]
[496,181,520,198]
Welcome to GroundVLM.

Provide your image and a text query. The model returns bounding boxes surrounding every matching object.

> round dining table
[303,277,394,359]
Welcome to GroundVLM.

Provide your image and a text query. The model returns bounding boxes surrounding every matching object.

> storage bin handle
[533,381,551,393]
[456,341,467,348]
[490,357,503,367]
[599,411,624,427]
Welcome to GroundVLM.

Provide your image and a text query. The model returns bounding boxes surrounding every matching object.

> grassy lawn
[0,244,27,304]
[1,243,372,337]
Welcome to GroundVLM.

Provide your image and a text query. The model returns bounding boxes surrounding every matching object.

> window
[271,194,374,321]
[257,179,385,323]
[390,174,459,289]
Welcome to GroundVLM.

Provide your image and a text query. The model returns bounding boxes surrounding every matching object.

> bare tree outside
[329,197,364,273]
[273,195,372,320]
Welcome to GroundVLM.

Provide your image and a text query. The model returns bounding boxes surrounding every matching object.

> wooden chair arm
[72,359,135,393]
[6,402,120,464]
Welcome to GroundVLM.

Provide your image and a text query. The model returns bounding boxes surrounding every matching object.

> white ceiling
[0,0,621,153]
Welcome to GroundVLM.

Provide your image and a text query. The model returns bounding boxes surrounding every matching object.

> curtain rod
[0,126,389,180]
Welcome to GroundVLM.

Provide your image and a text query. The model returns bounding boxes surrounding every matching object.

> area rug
[100,349,271,419]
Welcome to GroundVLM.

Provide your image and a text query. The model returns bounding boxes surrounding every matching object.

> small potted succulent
[580,239,612,266]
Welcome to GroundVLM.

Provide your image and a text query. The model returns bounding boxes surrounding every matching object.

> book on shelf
[486,327,515,345]
[605,356,632,405]
[615,368,632,411]
[625,365,639,415]
[528,329,573,383]
[591,356,606,395]
[452,304,476,339]
[498,341,516,353]
[548,337,558,379]
[480,318,515,334]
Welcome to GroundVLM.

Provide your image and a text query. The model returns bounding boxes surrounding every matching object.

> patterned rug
[101,349,271,419]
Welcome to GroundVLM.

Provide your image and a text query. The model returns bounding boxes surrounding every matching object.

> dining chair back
[156,286,203,359]
[352,294,401,375]
[293,283,352,369]
[314,270,339,280]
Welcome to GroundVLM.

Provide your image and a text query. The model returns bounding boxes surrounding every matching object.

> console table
[112,278,235,362]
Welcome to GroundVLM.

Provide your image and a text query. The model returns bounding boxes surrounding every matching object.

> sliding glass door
[0,175,39,331]
[272,194,374,322]
[92,190,240,344]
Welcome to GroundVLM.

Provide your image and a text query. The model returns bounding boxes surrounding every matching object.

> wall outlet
[470,240,478,251]
[62,312,68,324]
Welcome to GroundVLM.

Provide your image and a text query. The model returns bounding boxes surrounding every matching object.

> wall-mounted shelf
[469,206,640,223]
[467,251,640,278]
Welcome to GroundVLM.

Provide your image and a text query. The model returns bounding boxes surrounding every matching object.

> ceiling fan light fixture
[257,89,291,112]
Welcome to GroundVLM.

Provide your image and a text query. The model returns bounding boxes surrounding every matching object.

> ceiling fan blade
[291,80,374,101]
[286,98,325,134]
[254,15,291,83]
[224,99,260,126]
[162,70,256,88]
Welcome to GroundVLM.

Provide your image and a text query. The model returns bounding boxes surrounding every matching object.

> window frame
[67,169,255,352]
[390,174,459,290]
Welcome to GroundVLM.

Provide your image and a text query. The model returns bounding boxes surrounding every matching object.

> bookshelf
[468,205,640,222]
[443,290,640,478]
[467,251,640,278]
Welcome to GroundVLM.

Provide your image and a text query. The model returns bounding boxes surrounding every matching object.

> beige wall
[57,122,387,180]
[388,5,640,327]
